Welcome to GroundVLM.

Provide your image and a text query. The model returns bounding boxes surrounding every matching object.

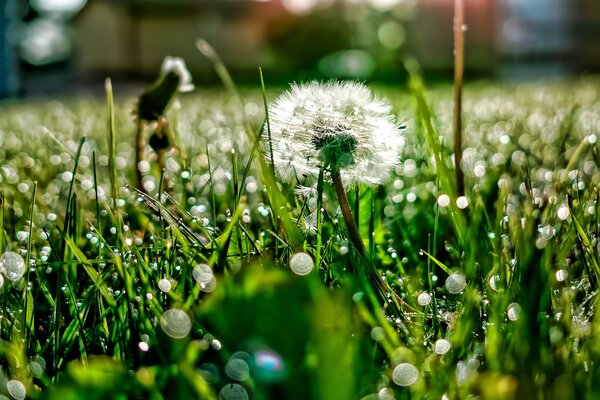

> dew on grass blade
[507,303,521,321]
[434,339,451,355]
[6,380,26,400]
[456,196,469,209]
[445,272,466,294]
[417,292,432,306]
[392,363,419,387]
[219,383,248,400]
[556,269,568,282]
[160,308,191,339]
[557,205,570,221]
[158,278,172,293]
[0,251,25,281]
[290,252,314,276]
[378,387,395,400]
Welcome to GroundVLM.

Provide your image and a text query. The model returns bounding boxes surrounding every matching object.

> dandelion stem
[453,0,465,196]
[331,169,411,313]
[135,119,145,193]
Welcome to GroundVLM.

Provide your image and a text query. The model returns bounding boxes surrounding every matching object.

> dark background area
[1,0,600,98]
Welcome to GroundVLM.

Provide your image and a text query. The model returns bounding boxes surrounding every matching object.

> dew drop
[160,308,191,339]
[433,339,451,355]
[290,252,314,276]
[507,303,521,321]
[138,341,149,352]
[417,292,432,306]
[0,251,25,281]
[557,205,570,221]
[158,279,172,293]
[445,272,466,294]
[555,269,568,282]
[392,363,419,387]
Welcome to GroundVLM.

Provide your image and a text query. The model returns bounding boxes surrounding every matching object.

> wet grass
[0,76,599,399]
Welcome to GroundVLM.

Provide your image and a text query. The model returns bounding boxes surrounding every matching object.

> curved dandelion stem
[331,169,411,313]
[135,119,145,193]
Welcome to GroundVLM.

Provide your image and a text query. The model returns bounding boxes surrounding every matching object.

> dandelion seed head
[160,56,194,93]
[265,81,404,186]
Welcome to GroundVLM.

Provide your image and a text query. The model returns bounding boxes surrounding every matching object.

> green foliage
[0,77,599,399]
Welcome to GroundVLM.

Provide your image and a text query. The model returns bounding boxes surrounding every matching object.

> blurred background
[1,0,599,98]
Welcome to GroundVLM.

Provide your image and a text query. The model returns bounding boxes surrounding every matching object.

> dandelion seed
[264,81,404,186]
[160,56,194,93]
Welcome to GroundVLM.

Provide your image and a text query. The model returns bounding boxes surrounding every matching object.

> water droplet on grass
[199,276,217,293]
[160,308,191,339]
[434,339,451,355]
[219,383,248,400]
[392,363,419,387]
[507,303,521,321]
[138,341,149,352]
[417,292,432,306]
[556,269,568,282]
[6,380,26,400]
[557,205,570,221]
[158,279,172,293]
[290,252,314,276]
[378,387,395,400]
[0,251,25,281]
[445,272,466,294]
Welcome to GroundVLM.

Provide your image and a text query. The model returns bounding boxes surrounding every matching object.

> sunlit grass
[0,77,599,399]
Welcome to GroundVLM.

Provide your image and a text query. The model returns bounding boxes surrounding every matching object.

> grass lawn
[0,75,599,399]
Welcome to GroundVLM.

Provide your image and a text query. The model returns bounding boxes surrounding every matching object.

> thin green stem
[453,0,465,195]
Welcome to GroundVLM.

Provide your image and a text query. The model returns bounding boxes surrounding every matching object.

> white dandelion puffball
[265,81,404,186]
[161,56,194,93]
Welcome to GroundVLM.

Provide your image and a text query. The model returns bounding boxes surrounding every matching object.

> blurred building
[2,0,600,96]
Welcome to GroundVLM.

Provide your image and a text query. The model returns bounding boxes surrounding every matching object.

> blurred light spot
[219,383,248,400]
[253,350,285,382]
[445,272,466,294]
[225,358,250,381]
[160,308,191,339]
[31,0,86,15]
[20,19,71,65]
[437,194,450,208]
[392,363,419,386]
[378,21,405,50]
[370,326,386,341]
[318,50,375,79]
[6,380,26,400]
[433,339,451,355]
[283,0,321,14]
[290,252,314,276]
[456,196,469,209]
